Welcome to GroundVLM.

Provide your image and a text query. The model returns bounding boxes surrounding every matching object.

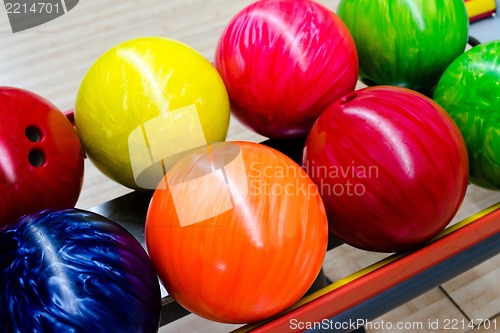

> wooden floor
[1,1,499,332]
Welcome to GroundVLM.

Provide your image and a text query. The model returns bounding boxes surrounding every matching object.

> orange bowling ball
[145,141,328,323]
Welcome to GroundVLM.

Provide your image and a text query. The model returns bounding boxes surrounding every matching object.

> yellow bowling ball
[75,37,230,190]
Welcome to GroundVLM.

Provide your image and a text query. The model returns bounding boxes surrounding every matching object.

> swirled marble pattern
[337,0,469,94]
[75,37,230,190]
[303,86,469,252]
[146,141,328,323]
[434,41,500,190]
[0,209,161,333]
[215,0,358,138]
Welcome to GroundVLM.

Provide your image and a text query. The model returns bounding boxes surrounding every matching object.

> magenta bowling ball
[0,87,84,227]
[215,0,358,139]
[303,86,469,252]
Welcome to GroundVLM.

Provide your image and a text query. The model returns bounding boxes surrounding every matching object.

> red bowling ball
[215,0,358,139]
[0,87,84,227]
[303,86,469,252]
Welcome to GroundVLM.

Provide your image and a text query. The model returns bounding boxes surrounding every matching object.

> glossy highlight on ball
[0,209,162,333]
[146,141,328,323]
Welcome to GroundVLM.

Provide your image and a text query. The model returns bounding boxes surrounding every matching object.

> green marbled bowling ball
[434,41,500,190]
[337,0,469,94]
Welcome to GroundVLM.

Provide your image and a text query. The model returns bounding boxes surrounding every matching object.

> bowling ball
[337,0,469,94]
[215,0,358,139]
[0,209,161,333]
[303,86,469,252]
[75,37,230,190]
[0,87,84,228]
[434,41,500,190]
[146,142,328,323]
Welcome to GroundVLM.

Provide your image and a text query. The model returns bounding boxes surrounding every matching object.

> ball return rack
[89,135,500,333]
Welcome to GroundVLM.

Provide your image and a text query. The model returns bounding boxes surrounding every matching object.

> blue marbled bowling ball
[0,209,161,333]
